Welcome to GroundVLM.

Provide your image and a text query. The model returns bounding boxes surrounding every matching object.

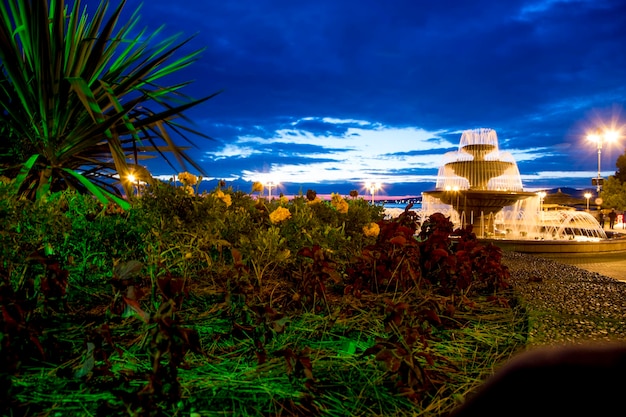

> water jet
[421,128,610,245]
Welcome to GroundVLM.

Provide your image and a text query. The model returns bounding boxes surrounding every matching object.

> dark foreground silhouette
[450,342,626,417]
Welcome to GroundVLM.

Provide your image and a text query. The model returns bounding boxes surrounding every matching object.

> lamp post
[366,181,381,204]
[587,129,619,193]
[265,181,278,199]
[584,192,592,211]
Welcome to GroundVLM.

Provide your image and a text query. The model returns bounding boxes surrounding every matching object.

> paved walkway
[531,226,626,281]
[535,250,626,281]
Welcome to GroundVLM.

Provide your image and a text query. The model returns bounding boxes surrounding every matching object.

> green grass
[7,288,528,417]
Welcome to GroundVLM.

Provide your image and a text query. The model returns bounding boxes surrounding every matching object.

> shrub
[0,186,519,416]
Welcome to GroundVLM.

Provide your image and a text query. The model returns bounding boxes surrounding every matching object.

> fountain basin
[483,234,626,254]
[425,189,537,218]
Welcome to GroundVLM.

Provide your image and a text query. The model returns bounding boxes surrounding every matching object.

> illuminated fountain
[422,128,608,241]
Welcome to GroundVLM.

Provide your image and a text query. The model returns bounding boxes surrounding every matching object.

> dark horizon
[185,177,595,201]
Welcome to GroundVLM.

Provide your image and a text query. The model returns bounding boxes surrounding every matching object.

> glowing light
[126,172,140,196]
[586,128,621,192]
[537,191,546,219]
[584,192,592,210]
[587,130,619,145]
[365,181,382,204]
[264,180,279,199]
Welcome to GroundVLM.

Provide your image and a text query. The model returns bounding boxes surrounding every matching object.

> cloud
[129,0,626,195]
[200,117,455,184]
[145,111,622,195]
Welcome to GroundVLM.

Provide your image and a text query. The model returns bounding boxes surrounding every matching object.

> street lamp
[587,129,619,193]
[584,192,592,211]
[127,172,139,196]
[365,181,381,204]
[265,181,278,199]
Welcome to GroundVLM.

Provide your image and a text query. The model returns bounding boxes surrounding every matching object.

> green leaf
[0,0,218,202]
[11,153,39,195]
[61,168,130,210]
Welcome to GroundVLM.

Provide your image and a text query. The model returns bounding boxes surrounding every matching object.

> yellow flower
[331,193,349,214]
[219,193,232,207]
[269,207,292,224]
[307,197,322,205]
[178,171,198,187]
[214,189,232,207]
[252,182,264,193]
[363,222,380,237]
[279,195,289,205]
[184,185,195,195]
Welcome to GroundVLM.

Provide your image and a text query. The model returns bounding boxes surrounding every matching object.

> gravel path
[502,251,626,345]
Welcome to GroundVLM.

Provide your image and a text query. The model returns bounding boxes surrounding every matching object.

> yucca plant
[0,0,219,207]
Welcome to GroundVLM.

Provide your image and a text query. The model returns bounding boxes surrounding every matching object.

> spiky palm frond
[0,0,220,206]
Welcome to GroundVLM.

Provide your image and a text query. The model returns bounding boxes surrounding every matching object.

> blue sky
[124,0,626,196]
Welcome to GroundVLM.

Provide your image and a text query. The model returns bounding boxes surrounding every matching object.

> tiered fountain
[422,128,609,244]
